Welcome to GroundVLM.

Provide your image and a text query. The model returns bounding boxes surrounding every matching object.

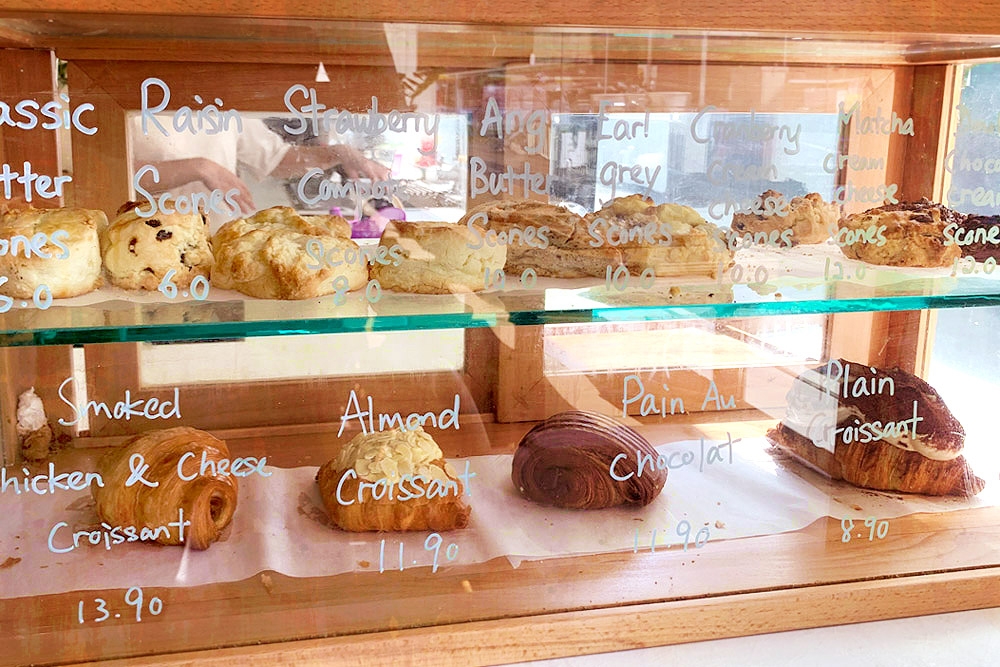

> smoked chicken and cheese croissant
[316,427,472,532]
[511,410,667,509]
[92,427,239,549]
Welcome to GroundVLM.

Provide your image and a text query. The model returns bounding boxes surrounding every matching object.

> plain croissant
[92,427,239,549]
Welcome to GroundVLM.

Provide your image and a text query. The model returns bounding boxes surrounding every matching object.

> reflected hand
[196,159,256,214]
[329,144,391,181]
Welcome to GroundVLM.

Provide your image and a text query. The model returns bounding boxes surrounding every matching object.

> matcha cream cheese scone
[316,426,472,532]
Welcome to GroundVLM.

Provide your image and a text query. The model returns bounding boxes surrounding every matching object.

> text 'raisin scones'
[767,358,983,496]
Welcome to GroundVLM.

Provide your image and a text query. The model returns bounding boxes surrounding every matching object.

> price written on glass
[77,586,163,624]
[484,266,538,291]
[378,533,458,573]
[824,258,868,282]
[157,270,210,300]
[605,265,656,292]
[331,276,383,305]
[0,281,53,312]
[951,255,998,277]
[841,516,889,543]
[633,520,710,553]
[718,260,769,287]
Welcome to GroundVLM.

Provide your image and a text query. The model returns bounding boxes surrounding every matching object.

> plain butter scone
[371,220,506,294]
[211,206,367,299]
[103,201,213,291]
[0,206,105,299]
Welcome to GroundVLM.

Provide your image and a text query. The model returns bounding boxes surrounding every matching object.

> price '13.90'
[78,586,163,624]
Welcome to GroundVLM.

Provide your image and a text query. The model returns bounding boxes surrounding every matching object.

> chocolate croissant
[92,427,239,549]
[316,427,471,532]
[511,410,667,509]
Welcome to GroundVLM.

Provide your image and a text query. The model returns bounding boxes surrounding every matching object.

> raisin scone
[103,201,213,291]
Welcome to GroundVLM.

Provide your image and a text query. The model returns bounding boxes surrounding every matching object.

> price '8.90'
[841,517,889,543]
[0,279,53,312]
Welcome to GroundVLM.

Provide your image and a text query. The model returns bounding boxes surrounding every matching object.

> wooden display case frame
[1,2,999,665]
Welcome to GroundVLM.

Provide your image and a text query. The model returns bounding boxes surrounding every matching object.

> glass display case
[0,2,999,664]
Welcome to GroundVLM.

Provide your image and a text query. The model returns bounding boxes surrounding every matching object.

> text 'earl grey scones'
[512,410,666,509]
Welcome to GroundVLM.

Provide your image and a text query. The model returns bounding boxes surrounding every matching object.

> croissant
[92,427,239,549]
[511,410,667,509]
[316,427,471,532]
[768,359,984,496]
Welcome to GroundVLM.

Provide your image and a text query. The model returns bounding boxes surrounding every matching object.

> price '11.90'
[379,533,459,573]
[78,586,163,624]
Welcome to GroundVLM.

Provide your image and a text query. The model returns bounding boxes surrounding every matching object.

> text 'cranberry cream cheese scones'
[316,426,472,532]
[731,190,840,246]
[103,202,213,290]
[370,220,506,293]
[767,359,982,496]
[211,206,366,299]
[0,206,105,298]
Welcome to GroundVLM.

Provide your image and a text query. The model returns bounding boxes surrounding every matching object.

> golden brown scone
[103,201,213,291]
[505,245,623,278]
[732,190,838,245]
[93,427,239,549]
[587,196,732,278]
[370,220,506,294]
[838,199,962,267]
[767,359,983,496]
[211,206,367,299]
[0,206,105,298]
[316,427,471,532]
[512,410,666,509]
[459,200,617,278]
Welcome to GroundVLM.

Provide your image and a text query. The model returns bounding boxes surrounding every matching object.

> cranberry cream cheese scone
[586,195,732,278]
[767,359,983,496]
[731,190,839,246]
[103,202,213,291]
[211,206,366,299]
[316,426,472,532]
[370,220,505,293]
[0,206,105,298]
[837,199,962,267]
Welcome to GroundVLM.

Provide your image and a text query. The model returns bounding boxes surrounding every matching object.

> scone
[459,200,619,278]
[511,410,667,509]
[0,206,104,298]
[211,206,367,299]
[766,358,983,496]
[838,199,962,267]
[103,201,213,290]
[586,195,732,278]
[732,190,838,245]
[370,220,506,294]
[316,427,472,532]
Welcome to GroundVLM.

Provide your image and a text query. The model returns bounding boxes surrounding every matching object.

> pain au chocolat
[512,410,666,509]
[767,359,983,496]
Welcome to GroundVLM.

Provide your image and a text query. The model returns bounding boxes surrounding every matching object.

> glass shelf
[3,244,999,346]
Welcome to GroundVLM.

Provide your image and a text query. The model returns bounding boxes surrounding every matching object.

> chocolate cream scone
[766,358,983,496]
[838,198,963,267]
[958,215,1000,262]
